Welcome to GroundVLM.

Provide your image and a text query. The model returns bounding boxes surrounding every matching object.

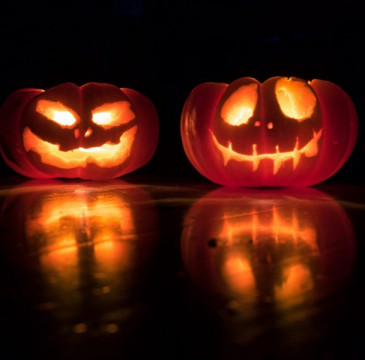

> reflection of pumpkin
[181,77,358,186]
[1,180,158,268]
[0,82,159,179]
[181,187,356,313]
[0,181,159,332]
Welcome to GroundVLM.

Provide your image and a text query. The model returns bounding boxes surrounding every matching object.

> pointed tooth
[272,145,281,174]
[295,137,299,150]
[273,159,281,174]
[293,151,300,170]
[252,143,257,156]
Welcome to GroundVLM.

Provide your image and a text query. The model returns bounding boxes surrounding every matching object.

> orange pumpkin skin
[181,77,358,187]
[0,83,159,180]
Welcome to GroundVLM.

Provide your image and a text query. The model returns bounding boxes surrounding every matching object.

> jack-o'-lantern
[0,181,159,334]
[181,77,358,186]
[0,82,159,179]
[181,187,356,317]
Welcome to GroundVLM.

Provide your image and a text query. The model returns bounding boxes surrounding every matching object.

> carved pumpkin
[181,187,356,313]
[0,82,159,179]
[181,77,358,186]
[0,181,159,331]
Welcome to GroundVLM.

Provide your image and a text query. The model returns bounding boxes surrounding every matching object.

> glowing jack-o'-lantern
[0,181,159,333]
[181,77,358,186]
[181,187,356,315]
[0,82,159,179]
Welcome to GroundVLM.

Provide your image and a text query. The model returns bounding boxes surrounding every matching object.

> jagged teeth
[212,129,322,174]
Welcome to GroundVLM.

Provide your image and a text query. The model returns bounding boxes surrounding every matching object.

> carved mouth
[211,129,322,174]
[23,126,137,169]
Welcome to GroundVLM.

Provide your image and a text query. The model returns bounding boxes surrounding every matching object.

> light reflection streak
[0,180,158,334]
[181,187,356,317]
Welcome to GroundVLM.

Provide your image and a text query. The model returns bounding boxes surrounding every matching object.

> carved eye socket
[221,83,258,126]
[91,101,135,129]
[275,78,317,121]
[36,100,79,128]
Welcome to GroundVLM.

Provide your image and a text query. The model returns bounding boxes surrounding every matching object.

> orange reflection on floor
[0,180,159,325]
[222,252,256,304]
[182,187,356,317]
[274,263,314,307]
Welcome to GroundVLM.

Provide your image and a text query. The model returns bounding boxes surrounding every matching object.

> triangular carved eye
[221,83,258,126]
[275,78,317,121]
[36,100,79,128]
[91,101,135,129]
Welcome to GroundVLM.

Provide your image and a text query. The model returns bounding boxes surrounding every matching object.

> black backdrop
[0,0,363,183]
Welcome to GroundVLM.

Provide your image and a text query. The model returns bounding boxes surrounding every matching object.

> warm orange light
[26,193,136,250]
[36,100,79,128]
[181,186,356,325]
[94,240,134,275]
[275,264,314,306]
[221,84,258,126]
[211,128,322,174]
[222,253,256,297]
[91,101,135,129]
[26,192,137,285]
[216,203,318,307]
[217,206,318,251]
[275,78,317,121]
[22,125,137,168]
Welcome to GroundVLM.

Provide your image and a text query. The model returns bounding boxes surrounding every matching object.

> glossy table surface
[0,178,364,360]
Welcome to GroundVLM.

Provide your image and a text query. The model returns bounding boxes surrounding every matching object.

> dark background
[0,0,363,183]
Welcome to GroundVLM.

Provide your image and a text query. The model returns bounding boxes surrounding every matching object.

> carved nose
[84,128,93,138]
[254,121,274,129]
[74,128,93,138]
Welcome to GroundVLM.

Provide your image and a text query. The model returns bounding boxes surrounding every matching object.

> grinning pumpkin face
[181,76,358,187]
[0,82,159,180]
[212,77,322,175]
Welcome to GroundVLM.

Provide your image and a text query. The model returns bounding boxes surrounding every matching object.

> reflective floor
[0,178,364,360]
